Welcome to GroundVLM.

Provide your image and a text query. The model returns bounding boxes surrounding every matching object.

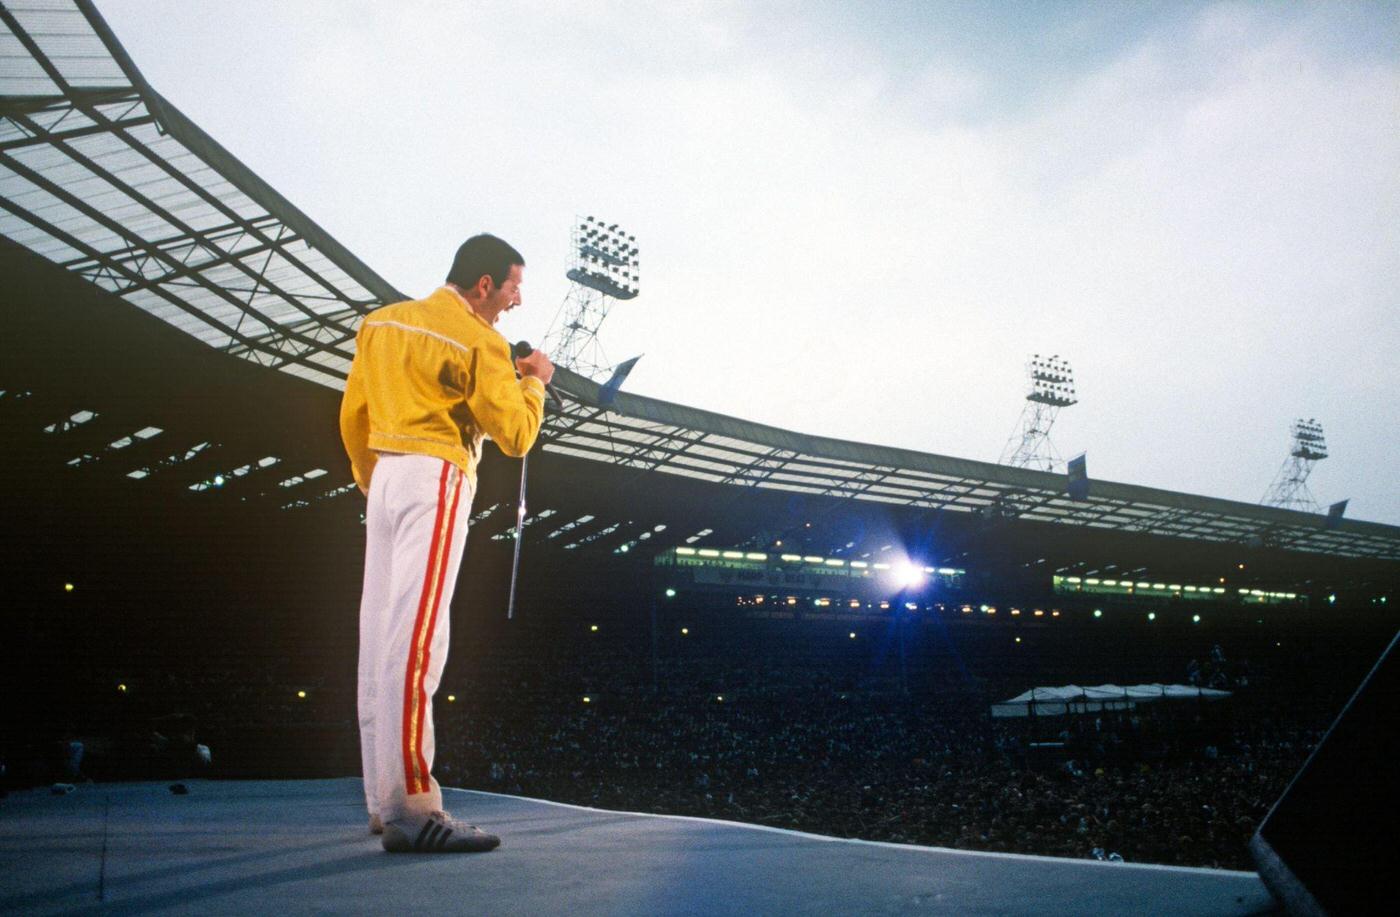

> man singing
[340,233,553,852]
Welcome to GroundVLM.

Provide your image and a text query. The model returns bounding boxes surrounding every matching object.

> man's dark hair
[446,234,524,289]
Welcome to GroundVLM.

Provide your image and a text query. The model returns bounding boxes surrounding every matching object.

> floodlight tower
[998,354,1078,472]
[1261,418,1328,512]
[541,216,640,380]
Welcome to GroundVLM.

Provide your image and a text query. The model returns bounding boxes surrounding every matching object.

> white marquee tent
[990,683,1232,718]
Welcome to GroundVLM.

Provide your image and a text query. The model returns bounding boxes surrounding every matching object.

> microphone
[512,341,564,406]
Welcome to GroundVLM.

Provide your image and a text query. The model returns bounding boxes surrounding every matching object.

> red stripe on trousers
[402,461,450,794]
[411,465,463,790]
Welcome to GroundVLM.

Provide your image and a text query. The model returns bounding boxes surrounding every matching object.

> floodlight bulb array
[569,216,640,299]
[1290,418,1328,460]
[1026,354,1077,407]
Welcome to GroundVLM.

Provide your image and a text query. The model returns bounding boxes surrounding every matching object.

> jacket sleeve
[464,335,546,458]
[339,330,377,493]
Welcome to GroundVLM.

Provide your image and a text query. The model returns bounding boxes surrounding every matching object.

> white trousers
[357,453,473,822]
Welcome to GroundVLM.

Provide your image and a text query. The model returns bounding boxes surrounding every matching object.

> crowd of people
[427,643,1336,871]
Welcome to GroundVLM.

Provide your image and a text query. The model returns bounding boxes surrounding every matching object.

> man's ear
[475,274,496,299]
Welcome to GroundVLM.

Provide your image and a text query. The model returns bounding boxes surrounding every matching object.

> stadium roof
[0,0,403,390]
[3,0,1398,568]
[544,373,1399,562]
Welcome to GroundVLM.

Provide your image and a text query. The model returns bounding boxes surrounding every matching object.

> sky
[100,1,1400,524]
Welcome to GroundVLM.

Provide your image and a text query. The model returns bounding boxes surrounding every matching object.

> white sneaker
[381,810,501,853]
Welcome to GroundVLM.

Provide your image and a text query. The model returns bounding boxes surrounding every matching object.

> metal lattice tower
[540,216,640,379]
[998,354,1077,472]
[1261,418,1328,512]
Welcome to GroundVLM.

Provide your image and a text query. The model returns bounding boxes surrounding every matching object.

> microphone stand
[505,339,556,621]
[506,451,527,620]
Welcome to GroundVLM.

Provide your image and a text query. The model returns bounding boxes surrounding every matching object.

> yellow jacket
[339,286,545,493]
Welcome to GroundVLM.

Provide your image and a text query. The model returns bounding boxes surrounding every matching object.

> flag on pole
[1326,499,1349,529]
[598,356,642,407]
[1066,453,1089,501]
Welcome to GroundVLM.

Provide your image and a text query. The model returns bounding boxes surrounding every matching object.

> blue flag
[1066,453,1089,501]
[1326,499,1348,529]
[598,356,641,407]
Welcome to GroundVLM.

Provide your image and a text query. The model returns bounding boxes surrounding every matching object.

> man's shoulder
[365,287,445,317]
[361,298,417,326]
[360,292,503,353]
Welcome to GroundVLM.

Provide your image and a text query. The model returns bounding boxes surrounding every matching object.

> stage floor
[0,778,1276,915]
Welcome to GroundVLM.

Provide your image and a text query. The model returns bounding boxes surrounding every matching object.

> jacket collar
[433,285,497,332]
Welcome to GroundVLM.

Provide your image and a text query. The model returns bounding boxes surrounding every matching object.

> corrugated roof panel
[1,1,402,383]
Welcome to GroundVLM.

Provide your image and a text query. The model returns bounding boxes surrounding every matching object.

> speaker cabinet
[1251,629,1399,915]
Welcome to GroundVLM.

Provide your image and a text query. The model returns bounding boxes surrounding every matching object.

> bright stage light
[296,690,306,699]
[590,624,599,632]
[890,561,925,589]
[665,588,676,598]
[64,582,74,592]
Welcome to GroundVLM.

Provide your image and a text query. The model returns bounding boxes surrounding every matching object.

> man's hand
[515,349,555,386]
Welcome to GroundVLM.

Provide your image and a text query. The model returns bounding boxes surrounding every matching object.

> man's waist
[368,430,480,467]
